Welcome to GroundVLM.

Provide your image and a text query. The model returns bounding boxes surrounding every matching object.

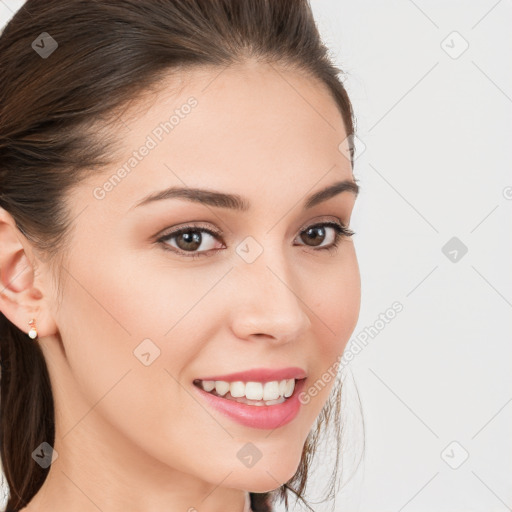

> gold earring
[28,318,38,340]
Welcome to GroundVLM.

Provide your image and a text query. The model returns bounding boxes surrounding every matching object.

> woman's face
[42,62,360,497]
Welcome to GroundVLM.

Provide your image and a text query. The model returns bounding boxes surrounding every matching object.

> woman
[0,1,361,511]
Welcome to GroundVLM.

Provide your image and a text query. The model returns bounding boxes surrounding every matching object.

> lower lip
[193,378,306,430]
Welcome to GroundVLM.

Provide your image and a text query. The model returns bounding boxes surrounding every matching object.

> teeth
[245,382,263,400]
[202,380,215,392]
[263,381,280,401]
[198,378,296,401]
[284,379,295,398]
[230,381,245,398]
[214,380,230,396]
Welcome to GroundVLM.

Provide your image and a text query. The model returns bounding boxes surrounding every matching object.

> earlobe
[0,207,56,339]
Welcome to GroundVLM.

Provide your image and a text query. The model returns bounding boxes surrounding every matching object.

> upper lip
[195,366,307,383]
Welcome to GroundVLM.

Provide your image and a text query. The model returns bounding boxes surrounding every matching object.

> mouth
[193,377,305,407]
[192,376,307,429]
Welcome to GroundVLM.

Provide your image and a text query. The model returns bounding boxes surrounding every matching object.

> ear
[0,207,58,339]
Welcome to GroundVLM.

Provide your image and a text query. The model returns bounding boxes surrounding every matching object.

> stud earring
[28,318,38,340]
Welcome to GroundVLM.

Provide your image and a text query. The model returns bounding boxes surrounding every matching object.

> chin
[230,464,300,494]
[244,480,285,494]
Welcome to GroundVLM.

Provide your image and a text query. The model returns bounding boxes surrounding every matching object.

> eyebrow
[132,179,359,212]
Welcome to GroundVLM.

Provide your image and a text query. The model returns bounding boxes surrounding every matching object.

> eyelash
[156,221,355,260]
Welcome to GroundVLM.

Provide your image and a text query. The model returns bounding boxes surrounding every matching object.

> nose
[228,249,312,345]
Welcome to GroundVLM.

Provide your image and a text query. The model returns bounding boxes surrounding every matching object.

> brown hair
[0,1,361,511]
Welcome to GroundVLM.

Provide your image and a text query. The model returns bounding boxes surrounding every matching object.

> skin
[0,61,360,512]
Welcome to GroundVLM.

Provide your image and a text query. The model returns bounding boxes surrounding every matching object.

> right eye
[157,224,225,259]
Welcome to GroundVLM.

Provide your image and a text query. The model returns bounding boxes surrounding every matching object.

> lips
[193,375,307,429]
[195,366,307,383]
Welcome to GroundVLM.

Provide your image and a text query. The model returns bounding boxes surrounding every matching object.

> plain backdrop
[1,1,511,511]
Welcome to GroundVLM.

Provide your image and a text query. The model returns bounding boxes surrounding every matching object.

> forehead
[81,62,353,213]
[116,61,349,154]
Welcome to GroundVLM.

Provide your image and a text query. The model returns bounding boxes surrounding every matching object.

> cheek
[311,248,361,355]
[54,258,217,467]
[299,249,360,414]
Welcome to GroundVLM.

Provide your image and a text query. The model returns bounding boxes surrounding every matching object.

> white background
[1,1,511,511]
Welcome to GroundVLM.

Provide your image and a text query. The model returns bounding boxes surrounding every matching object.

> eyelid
[155,216,350,241]
[154,221,222,241]
[296,215,349,233]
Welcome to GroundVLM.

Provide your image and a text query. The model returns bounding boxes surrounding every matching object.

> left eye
[157,221,354,259]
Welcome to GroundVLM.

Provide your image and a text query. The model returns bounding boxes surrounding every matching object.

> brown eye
[158,226,223,258]
[296,222,353,250]
[174,230,203,251]
[299,225,330,247]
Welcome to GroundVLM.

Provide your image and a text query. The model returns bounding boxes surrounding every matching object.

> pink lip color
[193,377,306,430]
[196,366,307,383]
